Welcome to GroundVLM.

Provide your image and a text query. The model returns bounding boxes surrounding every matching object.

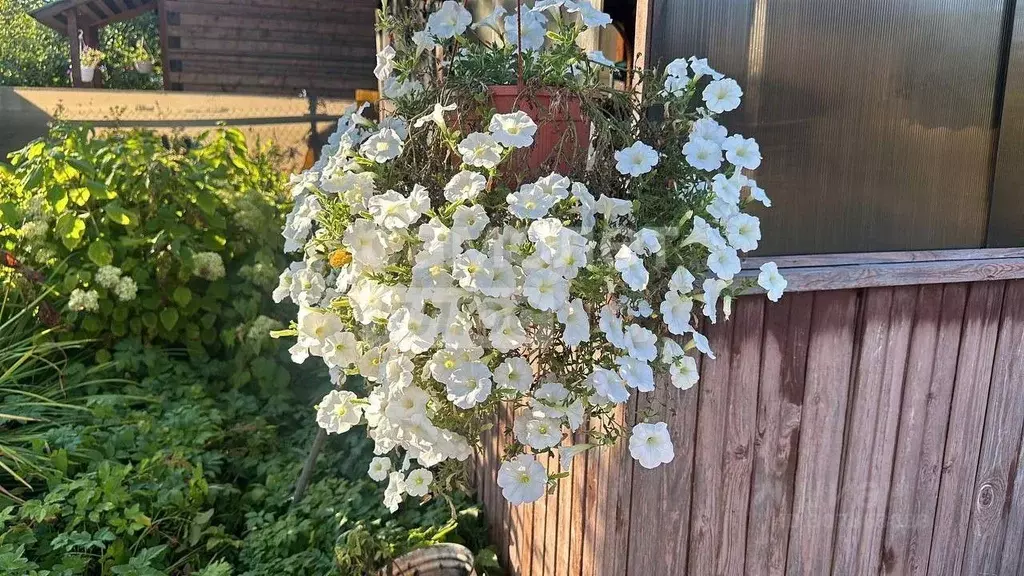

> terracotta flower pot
[134,61,154,74]
[489,84,590,178]
[80,66,96,83]
[380,543,476,576]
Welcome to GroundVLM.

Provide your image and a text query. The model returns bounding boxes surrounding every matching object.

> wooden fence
[474,277,1024,575]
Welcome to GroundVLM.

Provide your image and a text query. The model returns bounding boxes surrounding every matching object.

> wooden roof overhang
[29,0,157,34]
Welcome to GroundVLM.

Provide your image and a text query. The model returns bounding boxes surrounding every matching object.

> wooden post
[84,26,102,88]
[67,10,81,87]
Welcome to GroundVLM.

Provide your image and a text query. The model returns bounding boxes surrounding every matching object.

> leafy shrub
[0,124,289,357]
[0,345,494,574]
[0,0,161,89]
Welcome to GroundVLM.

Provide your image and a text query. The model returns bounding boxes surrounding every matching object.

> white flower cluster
[68,288,99,312]
[93,265,138,302]
[274,1,787,511]
[192,252,225,281]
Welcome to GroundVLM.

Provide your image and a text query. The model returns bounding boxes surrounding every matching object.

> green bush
[0,344,494,575]
[1,124,289,358]
[0,0,161,89]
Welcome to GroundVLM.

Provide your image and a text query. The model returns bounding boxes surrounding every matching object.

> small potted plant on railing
[79,46,104,83]
[131,40,155,74]
[273,0,788,512]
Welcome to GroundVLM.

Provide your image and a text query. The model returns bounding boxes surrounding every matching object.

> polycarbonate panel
[649,0,1007,255]
[989,5,1024,247]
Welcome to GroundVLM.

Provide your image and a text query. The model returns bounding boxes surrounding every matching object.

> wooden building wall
[158,0,377,97]
[474,279,1024,576]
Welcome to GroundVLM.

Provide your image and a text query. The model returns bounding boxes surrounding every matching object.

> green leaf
[194,191,218,215]
[86,178,116,200]
[104,201,138,227]
[47,186,68,212]
[87,239,113,266]
[159,308,179,330]
[0,202,20,226]
[55,213,86,250]
[172,286,192,307]
[69,186,91,205]
[141,312,158,330]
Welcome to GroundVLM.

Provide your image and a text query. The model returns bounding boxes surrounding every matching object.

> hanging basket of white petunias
[273,0,787,511]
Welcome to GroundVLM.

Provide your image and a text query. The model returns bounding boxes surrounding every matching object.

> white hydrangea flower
[95,265,122,289]
[758,262,788,302]
[489,111,538,148]
[193,252,225,281]
[629,422,674,469]
[68,288,100,312]
[316,390,363,434]
[614,141,660,177]
[497,454,547,505]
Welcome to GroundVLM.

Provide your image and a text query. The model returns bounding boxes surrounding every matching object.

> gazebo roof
[30,0,157,33]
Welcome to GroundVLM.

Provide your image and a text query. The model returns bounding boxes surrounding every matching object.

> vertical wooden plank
[718,297,764,574]
[833,287,916,573]
[927,281,1005,575]
[626,344,700,575]
[67,9,82,88]
[157,0,171,90]
[497,405,513,573]
[687,309,737,575]
[542,451,559,576]
[600,399,636,576]
[881,283,968,576]
[568,428,588,576]
[998,423,1024,573]
[555,435,574,575]
[745,293,814,576]
[689,299,764,575]
[962,280,1024,574]
[580,444,601,576]
[785,290,859,575]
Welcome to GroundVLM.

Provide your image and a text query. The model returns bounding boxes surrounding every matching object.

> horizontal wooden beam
[739,248,1024,293]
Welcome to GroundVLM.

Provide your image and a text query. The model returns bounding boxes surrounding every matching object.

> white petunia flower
[661,337,685,363]
[497,454,547,505]
[691,117,728,145]
[523,269,569,311]
[452,249,490,292]
[629,422,674,469]
[622,324,658,361]
[598,304,627,348]
[664,74,690,97]
[368,457,392,481]
[614,245,649,291]
[665,58,689,78]
[411,29,437,52]
[383,471,406,512]
[669,266,696,293]
[703,78,743,113]
[670,356,700,390]
[368,190,420,230]
[682,136,723,171]
[660,290,694,335]
[447,361,493,409]
[405,468,434,497]
[701,278,730,324]
[689,56,724,80]
[588,367,629,404]
[534,173,571,200]
[615,356,655,392]
[374,45,396,80]
[452,206,488,242]
[722,135,762,170]
[489,313,528,353]
[758,262,788,302]
[387,308,439,354]
[458,132,504,169]
[507,183,558,219]
[503,8,547,52]
[426,0,472,39]
[323,331,361,368]
[523,415,563,449]
[614,141,660,177]
[630,228,662,256]
[360,128,404,163]
[690,330,716,359]
[708,246,742,281]
[595,194,633,221]
[725,213,761,252]
[748,182,772,207]
[316,390,363,434]
[489,111,538,148]
[414,102,457,129]
[494,357,533,393]
[557,298,590,347]
[567,1,611,28]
